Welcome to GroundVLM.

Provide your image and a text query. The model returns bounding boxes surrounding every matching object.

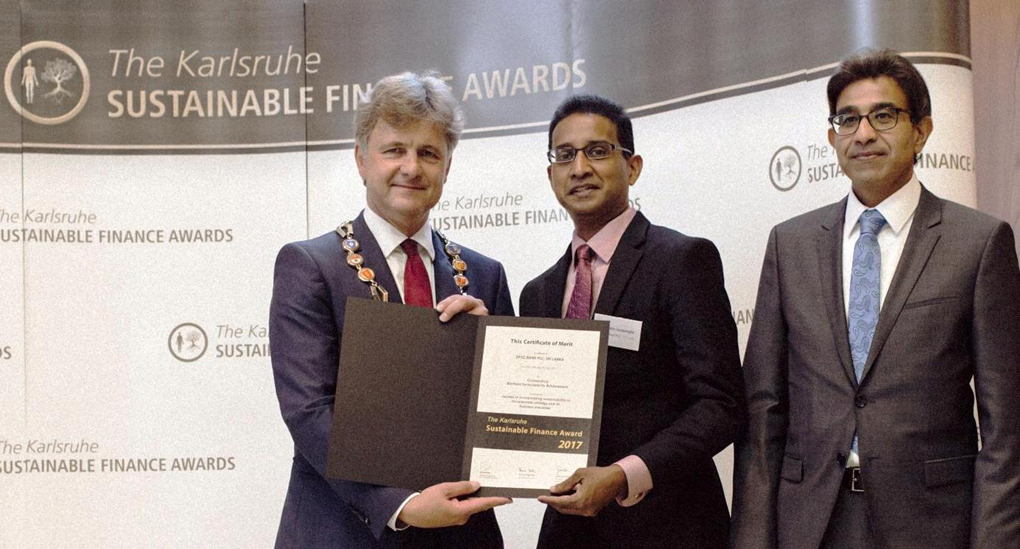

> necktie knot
[575,244,592,265]
[400,239,420,258]
[859,210,887,237]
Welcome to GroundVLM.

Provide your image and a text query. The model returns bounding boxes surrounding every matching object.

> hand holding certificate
[398,480,511,528]
[327,298,608,498]
[538,464,628,516]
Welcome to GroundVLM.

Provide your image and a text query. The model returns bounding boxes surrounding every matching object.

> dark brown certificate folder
[326,297,608,498]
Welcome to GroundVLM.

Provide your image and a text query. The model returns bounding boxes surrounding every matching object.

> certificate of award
[463,321,606,497]
[327,298,608,498]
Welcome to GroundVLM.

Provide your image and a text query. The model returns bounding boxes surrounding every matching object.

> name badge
[593,314,642,351]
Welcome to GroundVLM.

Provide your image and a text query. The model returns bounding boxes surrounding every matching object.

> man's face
[548,113,641,235]
[356,119,451,236]
[828,76,931,200]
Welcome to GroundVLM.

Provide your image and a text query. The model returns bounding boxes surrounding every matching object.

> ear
[827,128,837,148]
[626,154,643,186]
[444,153,453,178]
[913,116,933,154]
[547,164,553,186]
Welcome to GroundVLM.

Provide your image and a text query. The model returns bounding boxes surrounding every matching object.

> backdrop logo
[4,40,91,125]
[769,146,802,191]
[168,323,208,363]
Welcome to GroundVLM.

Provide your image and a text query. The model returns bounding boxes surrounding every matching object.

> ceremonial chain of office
[336,221,470,302]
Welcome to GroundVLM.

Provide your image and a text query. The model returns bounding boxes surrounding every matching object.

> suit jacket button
[855,396,867,408]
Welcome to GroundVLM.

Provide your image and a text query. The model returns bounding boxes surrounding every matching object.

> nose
[570,150,594,178]
[400,152,422,177]
[853,116,877,143]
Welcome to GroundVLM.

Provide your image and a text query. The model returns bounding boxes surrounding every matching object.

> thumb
[550,471,582,494]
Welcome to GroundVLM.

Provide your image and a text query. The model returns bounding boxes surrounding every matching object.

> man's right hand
[397,481,512,528]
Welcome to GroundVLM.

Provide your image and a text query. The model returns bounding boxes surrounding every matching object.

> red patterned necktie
[565,244,593,319]
[400,239,432,308]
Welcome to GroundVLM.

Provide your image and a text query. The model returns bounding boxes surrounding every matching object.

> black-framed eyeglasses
[547,141,632,164]
[828,107,910,135]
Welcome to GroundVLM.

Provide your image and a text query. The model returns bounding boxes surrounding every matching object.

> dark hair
[548,94,634,154]
[827,48,931,124]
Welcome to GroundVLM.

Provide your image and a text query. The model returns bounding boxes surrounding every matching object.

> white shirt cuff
[387,492,420,531]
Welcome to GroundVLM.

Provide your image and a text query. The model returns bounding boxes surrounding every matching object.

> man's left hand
[537,465,628,517]
[436,294,488,322]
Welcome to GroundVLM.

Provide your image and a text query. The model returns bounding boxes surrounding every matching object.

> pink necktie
[565,244,593,319]
[400,239,432,308]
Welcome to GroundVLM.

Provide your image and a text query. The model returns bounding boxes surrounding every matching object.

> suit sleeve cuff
[614,455,653,507]
[387,492,420,531]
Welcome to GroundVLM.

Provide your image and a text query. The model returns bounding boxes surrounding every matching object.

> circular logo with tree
[4,41,91,125]
[769,146,802,192]
[168,323,209,363]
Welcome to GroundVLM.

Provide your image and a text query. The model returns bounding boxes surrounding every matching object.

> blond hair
[354,71,464,152]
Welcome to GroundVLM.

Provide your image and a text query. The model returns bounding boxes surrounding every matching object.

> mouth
[392,182,428,191]
[568,183,599,196]
[851,151,885,161]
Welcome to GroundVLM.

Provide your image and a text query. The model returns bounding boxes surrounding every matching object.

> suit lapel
[431,230,458,302]
[593,212,648,316]
[351,213,403,304]
[859,186,943,382]
[817,198,857,388]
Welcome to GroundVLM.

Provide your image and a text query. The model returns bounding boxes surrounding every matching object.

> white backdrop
[1,1,978,547]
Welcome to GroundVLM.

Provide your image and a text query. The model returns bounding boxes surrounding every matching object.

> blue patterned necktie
[847,209,886,455]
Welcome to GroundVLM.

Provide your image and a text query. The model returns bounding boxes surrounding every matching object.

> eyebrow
[836,101,900,115]
[376,140,407,149]
[553,139,611,148]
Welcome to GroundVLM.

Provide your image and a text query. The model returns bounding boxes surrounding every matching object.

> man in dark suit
[269,72,513,548]
[520,94,745,548]
[731,49,1020,549]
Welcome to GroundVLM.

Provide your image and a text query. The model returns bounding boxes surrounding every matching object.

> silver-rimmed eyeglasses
[547,141,633,164]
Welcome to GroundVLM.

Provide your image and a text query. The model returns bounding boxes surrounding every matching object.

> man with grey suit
[731,49,1020,549]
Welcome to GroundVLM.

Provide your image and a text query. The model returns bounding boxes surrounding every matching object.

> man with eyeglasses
[731,49,1020,549]
[520,94,744,548]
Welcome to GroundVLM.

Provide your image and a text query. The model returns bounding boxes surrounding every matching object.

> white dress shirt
[363,207,437,307]
[841,174,921,467]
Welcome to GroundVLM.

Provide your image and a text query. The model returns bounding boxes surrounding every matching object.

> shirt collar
[571,207,638,264]
[362,207,435,261]
[843,173,921,240]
